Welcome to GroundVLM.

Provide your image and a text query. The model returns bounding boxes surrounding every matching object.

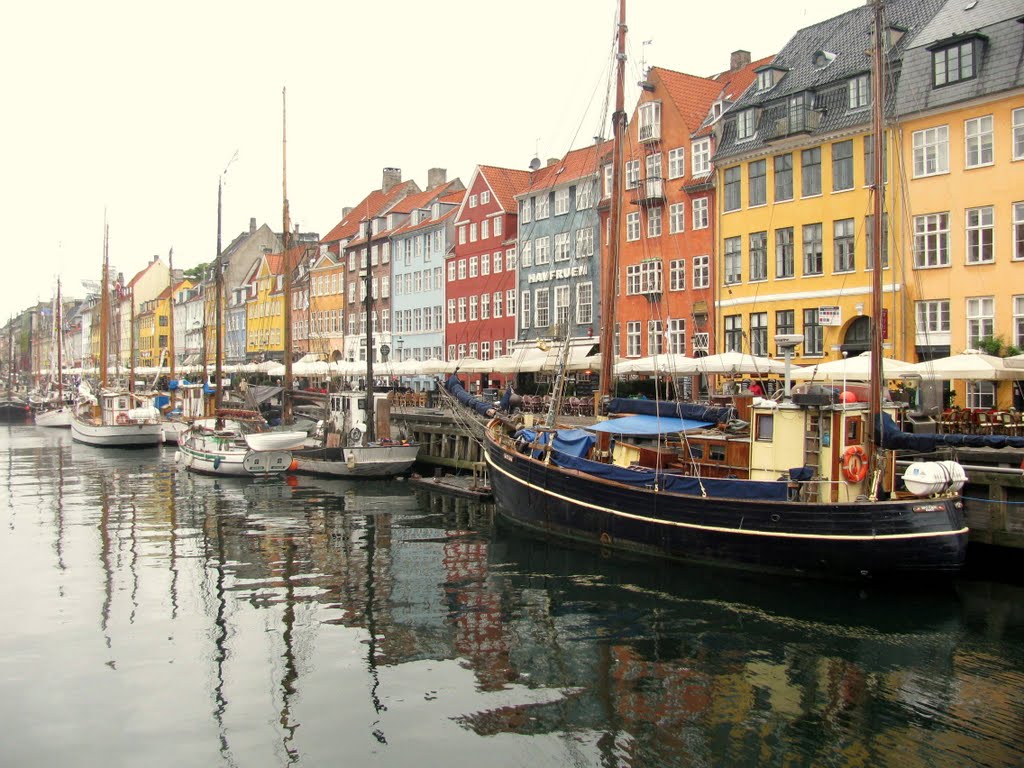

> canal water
[1,426,1023,767]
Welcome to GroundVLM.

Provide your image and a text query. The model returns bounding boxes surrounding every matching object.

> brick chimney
[249,217,257,234]
[426,167,447,190]
[382,167,402,193]
[730,50,751,72]
[342,206,353,218]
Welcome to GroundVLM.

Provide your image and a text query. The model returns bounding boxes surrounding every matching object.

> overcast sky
[1,0,859,317]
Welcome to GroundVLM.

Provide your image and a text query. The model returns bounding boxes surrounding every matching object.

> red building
[447,164,531,388]
[614,53,768,389]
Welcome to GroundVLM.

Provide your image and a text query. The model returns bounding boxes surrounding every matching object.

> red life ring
[841,445,869,483]
[116,412,130,425]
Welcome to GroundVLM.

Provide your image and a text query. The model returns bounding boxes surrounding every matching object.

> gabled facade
[713,1,945,366]
[391,188,464,379]
[244,252,286,361]
[615,56,767,374]
[136,286,172,368]
[116,256,170,369]
[447,164,530,381]
[170,278,196,368]
[895,0,1024,409]
[515,144,606,359]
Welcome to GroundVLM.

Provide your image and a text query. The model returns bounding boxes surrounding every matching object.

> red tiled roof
[478,165,532,212]
[320,180,419,245]
[517,141,610,198]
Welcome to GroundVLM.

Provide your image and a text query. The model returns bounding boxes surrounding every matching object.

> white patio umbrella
[614,353,695,375]
[791,352,919,381]
[911,350,1018,380]
[1004,353,1024,370]
[682,351,791,376]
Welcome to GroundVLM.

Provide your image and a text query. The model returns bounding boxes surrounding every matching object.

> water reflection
[0,428,1022,767]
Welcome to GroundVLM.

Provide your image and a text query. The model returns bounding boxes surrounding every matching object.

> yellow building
[711,2,942,367]
[895,2,1024,410]
[244,251,286,360]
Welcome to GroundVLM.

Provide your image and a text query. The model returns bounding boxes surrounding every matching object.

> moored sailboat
[70,222,164,448]
[481,0,968,580]
[35,277,72,428]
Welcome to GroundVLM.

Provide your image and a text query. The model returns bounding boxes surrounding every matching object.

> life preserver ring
[116,413,130,425]
[841,445,869,483]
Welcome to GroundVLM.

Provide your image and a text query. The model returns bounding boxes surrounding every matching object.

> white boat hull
[294,442,419,478]
[70,415,164,448]
[177,429,292,477]
[244,430,308,451]
[35,407,72,428]
[161,418,188,445]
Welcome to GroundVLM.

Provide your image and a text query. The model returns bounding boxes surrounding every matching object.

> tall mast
[128,286,135,394]
[597,0,627,411]
[364,224,376,444]
[868,0,886,450]
[168,248,176,390]
[100,220,110,391]
[214,176,224,414]
[55,276,62,397]
[282,86,293,424]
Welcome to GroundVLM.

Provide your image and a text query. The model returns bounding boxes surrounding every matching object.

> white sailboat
[71,221,164,448]
[35,277,72,428]
[176,162,304,476]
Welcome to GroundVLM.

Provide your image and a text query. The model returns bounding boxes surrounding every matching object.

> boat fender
[841,445,869,483]
[213,457,221,470]
[116,413,130,425]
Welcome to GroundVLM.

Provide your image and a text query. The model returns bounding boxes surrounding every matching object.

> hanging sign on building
[818,305,842,326]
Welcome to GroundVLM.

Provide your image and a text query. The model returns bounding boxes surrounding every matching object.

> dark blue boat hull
[485,433,968,580]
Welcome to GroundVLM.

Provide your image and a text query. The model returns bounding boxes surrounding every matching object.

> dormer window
[929,35,982,87]
[711,101,724,121]
[755,65,784,92]
[848,74,870,110]
[736,109,757,140]
[638,101,661,142]
[386,213,396,230]
[812,49,836,69]
[431,202,440,219]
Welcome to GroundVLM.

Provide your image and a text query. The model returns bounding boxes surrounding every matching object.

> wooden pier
[395,406,487,471]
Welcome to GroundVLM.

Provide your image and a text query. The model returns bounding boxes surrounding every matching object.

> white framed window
[1014,295,1024,349]
[1014,108,1024,161]
[626,211,640,241]
[667,318,686,354]
[535,193,550,219]
[447,298,456,323]
[480,253,490,276]
[669,258,686,291]
[554,232,571,262]
[625,160,640,189]
[534,288,550,328]
[554,285,570,327]
[520,198,532,223]
[535,236,550,265]
[693,255,710,289]
[966,296,994,350]
[913,213,950,268]
[554,188,569,215]
[692,197,708,229]
[647,207,662,238]
[493,251,503,273]
[520,291,530,329]
[1014,202,1024,261]
[669,203,685,234]
[626,321,641,357]
[724,315,743,352]
[469,256,478,278]
[645,153,661,184]
[576,282,593,325]
[469,295,478,321]
[575,227,594,258]
[458,225,466,245]
[447,344,456,361]
[493,291,502,318]
[506,247,517,270]
[724,237,742,284]
[507,290,516,318]
[493,339,502,358]
[576,180,594,210]
[481,190,490,204]
[638,101,661,141]
[625,261,663,295]
[965,115,994,168]
[458,259,467,279]
[833,218,855,273]
[480,341,490,360]
[967,381,996,411]
[736,109,756,140]
[481,219,489,240]
[965,206,994,264]
[602,164,613,198]
[848,74,870,110]
[493,216,502,237]
[912,126,949,177]
[457,297,466,322]
[469,194,478,208]
[692,138,711,175]
[648,320,664,355]
[469,222,478,242]
[668,147,686,179]
[915,300,950,344]
[521,241,532,267]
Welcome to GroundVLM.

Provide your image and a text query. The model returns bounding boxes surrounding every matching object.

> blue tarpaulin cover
[515,428,596,459]
[878,412,1024,450]
[586,414,713,436]
[608,398,733,424]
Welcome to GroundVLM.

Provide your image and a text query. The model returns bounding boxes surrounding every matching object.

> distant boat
[35,278,72,429]
[2,316,32,423]
[70,221,163,448]
[176,411,301,477]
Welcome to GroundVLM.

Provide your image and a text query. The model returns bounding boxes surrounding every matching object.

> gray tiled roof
[715,0,947,161]
[895,0,1024,116]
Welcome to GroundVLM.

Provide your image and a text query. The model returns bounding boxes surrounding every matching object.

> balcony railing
[632,176,665,206]
[639,123,661,142]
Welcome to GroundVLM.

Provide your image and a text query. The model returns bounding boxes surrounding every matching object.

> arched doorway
[840,316,871,357]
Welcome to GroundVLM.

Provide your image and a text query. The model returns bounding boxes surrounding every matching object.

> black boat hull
[484,433,968,581]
